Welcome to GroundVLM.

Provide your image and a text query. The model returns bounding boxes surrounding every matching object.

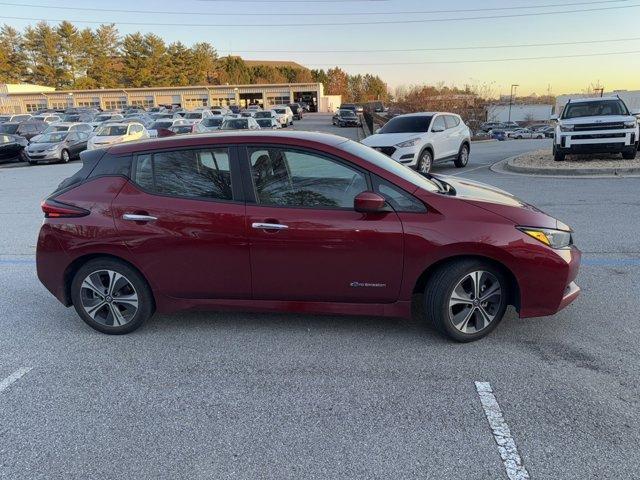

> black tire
[60,149,70,163]
[454,143,469,168]
[553,145,565,162]
[424,259,509,342]
[416,149,433,174]
[70,258,154,334]
[622,147,637,160]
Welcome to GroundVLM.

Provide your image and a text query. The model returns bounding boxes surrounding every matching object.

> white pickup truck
[553,96,639,161]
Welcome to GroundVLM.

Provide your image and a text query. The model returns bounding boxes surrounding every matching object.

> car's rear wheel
[424,259,508,342]
[60,149,70,163]
[71,258,154,334]
[454,143,469,168]
[417,149,433,173]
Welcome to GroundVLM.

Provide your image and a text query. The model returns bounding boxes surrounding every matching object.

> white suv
[361,112,472,173]
[553,96,639,161]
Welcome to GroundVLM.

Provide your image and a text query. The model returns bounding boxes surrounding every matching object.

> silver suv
[553,96,639,161]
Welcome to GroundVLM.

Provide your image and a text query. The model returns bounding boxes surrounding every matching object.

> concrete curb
[500,154,640,177]
[0,161,29,170]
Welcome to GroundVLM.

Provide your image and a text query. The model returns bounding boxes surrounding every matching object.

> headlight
[559,124,574,132]
[395,138,421,148]
[517,227,573,249]
[624,120,637,128]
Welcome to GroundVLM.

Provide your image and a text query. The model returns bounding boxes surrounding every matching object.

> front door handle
[123,213,157,222]
[252,222,288,231]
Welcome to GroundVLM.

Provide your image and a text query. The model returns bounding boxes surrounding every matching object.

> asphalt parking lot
[1,113,639,479]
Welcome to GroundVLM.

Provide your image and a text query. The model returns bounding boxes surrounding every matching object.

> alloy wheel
[448,270,502,334]
[418,151,432,173]
[79,269,139,327]
[460,146,469,165]
[61,150,70,162]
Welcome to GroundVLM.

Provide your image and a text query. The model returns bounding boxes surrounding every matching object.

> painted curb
[503,154,640,177]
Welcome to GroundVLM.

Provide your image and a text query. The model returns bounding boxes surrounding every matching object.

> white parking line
[0,367,33,393]
[475,381,530,480]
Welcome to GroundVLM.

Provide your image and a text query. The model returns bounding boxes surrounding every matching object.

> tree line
[0,22,389,103]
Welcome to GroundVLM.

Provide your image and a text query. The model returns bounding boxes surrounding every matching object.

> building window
[130,98,154,108]
[184,97,208,109]
[24,102,47,112]
[104,99,127,111]
[49,101,67,110]
[77,99,100,108]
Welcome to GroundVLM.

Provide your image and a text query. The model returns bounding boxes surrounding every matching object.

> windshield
[222,119,248,129]
[562,100,629,119]
[203,118,223,127]
[380,116,433,134]
[62,115,80,122]
[274,109,286,114]
[95,115,114,122]
[256,119,272,127]
[35,132,67,143]
[184,113,202,119]
[150,121,173,130]
[169,125,193,134]
[339,140,439,193]
[0,124,19,134]
[96,125,127,136]
[44,125,69,133]
[255,112,271,118]
[340,110,357,118]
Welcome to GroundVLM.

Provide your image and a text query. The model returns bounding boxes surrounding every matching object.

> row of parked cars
[0,102,307,165]
[479,121,554,141]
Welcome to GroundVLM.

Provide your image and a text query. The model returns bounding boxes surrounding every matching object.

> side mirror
[550,115,558,121]
[632,111,640,116]
[354,191,389,213]
[432,126,445,133]
[375,128,381,134]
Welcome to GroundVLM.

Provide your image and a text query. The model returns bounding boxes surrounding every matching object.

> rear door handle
[122,213,157,222]
[252,222,288,231]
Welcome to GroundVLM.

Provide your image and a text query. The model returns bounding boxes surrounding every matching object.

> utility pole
[594,87,604,97]
[508,84,519,123]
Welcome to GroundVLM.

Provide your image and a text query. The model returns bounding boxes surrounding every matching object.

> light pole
[508,84,519,124]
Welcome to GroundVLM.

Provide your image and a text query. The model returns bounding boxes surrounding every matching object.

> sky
[1,0,639,97]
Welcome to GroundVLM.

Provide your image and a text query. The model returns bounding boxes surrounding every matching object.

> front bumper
[25,150,60,162]
[556,128,637,152]
[371,145,418,166]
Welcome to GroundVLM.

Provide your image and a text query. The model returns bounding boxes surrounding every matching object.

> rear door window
[134,148,233,201]
[445,116,460,129]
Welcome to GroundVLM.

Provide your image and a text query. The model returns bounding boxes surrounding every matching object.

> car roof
[49,122,89,127]
[569,96,622,103]
[109,130,349,155]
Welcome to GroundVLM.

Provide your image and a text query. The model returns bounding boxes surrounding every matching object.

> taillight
[41,199,90,218]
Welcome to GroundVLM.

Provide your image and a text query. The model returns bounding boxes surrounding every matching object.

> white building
[486,104,554,123]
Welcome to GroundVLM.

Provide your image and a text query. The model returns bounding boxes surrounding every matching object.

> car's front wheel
[416,149,433,173]
[424,259,508,342]
[454,143,469,168]
[553,145,565,162]
[60,149,70,163]
[71,258,154,334]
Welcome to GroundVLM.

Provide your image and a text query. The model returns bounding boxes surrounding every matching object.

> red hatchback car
[36,131,581,341]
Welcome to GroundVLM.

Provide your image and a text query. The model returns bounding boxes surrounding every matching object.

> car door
[444,115,464,156]
[0,135,20,160]
[243,145,404,303]
[430,115,448,160]
[112,145,251,299]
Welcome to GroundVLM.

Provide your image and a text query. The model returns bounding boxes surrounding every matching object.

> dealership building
[0,82,342,114]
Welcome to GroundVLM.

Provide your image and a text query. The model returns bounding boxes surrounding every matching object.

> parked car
[339,103,357,113]
[147,119,189,138]
[15,120,48,141]
[361,112,471,173]
[247,104,262,111]
[31,122,93,143]
[25,131,89,164]
[0,121,22,135]
[553,96,639,161]
[501,121,520,130]
[211,107,231,116]
[0,114,32,124]
[288,103,304,120]
[195,116,226,132]
[480,122,504,132]
[332,109,361,127]
[489,129,508,141]
[61,112,95,123]
[229,105,241,114]
[508,128,546,140]
[87,122,148,150]
[272,106,294,127]
[36,131,581,341]
[183,110,213,124]
[539,126,555,138]
[255,118,280,130]
[90,113,124,129]
[0,133,28,163]
[254,110,278,120]
[240,110,257,118]
[220,117,260,130]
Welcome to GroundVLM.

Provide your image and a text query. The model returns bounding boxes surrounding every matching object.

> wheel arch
[412,254,521,312]
[63,253,156,308]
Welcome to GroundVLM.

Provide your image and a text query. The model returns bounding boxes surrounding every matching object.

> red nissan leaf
[36,132,581,341]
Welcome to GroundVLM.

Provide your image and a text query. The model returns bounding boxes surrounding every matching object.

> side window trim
[131,145,245,203]
[372,174,427,213]
[237,143,373,208]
